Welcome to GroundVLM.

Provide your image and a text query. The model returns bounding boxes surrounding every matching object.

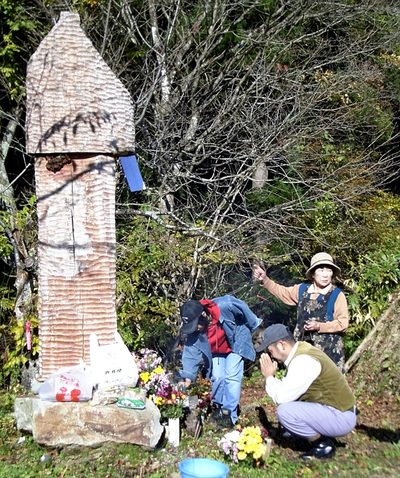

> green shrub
[345,247,400,335]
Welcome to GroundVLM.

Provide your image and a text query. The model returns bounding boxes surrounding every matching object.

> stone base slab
[14,396,164,448]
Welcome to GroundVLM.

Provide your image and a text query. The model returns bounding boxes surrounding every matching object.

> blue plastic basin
[179,458,229,478]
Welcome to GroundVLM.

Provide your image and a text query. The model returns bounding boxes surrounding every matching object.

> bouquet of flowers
[188,378,212,418]
[134,349,171,397]
[218,426,269,465]
[135,348,162,373]
[154,385,188,419]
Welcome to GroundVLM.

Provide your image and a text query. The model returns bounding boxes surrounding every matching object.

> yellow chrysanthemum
[140,372,150,383]
[153,365,163,374]
[236,440,245,450]
[233,426,267,461]
[253,445,267,460]
[219,424,268,463]
[237,451,247,461]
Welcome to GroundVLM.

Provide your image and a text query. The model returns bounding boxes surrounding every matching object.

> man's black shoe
[216,408,234,430]
[208,404,222,423]
[209,408,222,423]
[301,437,336,460]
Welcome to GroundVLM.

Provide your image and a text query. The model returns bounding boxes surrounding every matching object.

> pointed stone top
[59,11,79,21]
[26,11,135,155]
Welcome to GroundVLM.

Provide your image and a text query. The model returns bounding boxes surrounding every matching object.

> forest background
[1,0,400,391]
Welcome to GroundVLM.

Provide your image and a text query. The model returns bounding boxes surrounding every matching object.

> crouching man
[257,324,357,459]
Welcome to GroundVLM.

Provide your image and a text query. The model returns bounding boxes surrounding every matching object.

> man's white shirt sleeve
[265,355,321,404]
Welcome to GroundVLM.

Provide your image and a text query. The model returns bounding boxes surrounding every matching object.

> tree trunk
[0,106,34,323]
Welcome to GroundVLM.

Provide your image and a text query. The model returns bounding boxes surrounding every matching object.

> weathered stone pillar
[25,12,135,379]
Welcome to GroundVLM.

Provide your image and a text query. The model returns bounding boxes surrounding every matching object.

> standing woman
[253,253,348,373]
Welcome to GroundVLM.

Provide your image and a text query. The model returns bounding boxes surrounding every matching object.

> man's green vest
[292,342,355,412]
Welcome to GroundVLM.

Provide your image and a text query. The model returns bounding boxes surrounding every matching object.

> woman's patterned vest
[295,285,345,373]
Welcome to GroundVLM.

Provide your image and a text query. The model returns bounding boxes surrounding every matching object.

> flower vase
[263,437,273,460]
[168,417,180,447]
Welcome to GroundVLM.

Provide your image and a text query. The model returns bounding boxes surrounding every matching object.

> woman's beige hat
[306,252,340,280]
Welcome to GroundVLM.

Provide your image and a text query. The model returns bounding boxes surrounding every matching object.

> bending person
[254,252,348,372]
[257,324,357,459]
[178,296,261,429]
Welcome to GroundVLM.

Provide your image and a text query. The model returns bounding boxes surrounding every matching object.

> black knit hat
[180,300,204,334]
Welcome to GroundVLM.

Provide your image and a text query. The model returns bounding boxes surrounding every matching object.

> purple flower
[222,441,231,455]
[232,444,238,463]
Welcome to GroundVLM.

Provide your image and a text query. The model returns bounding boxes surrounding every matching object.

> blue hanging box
[120,155,145,192]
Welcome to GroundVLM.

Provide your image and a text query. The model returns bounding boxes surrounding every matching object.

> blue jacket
[179,295,262,382]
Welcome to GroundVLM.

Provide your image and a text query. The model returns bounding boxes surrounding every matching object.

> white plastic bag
[89,332,138,389]
[38,361,93,402]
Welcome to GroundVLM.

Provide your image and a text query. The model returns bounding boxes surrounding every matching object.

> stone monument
[14,11,163,448]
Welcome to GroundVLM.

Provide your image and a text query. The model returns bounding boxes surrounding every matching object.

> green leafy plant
[116,217,181,351]
[345,248,400,330]
[2,315,39,383]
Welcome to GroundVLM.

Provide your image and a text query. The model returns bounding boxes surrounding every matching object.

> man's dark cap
[256,324,291,352]
[180,300,204,335]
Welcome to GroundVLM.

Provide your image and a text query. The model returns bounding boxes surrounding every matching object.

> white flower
[224,430,241,442]
[217,429,241,448]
